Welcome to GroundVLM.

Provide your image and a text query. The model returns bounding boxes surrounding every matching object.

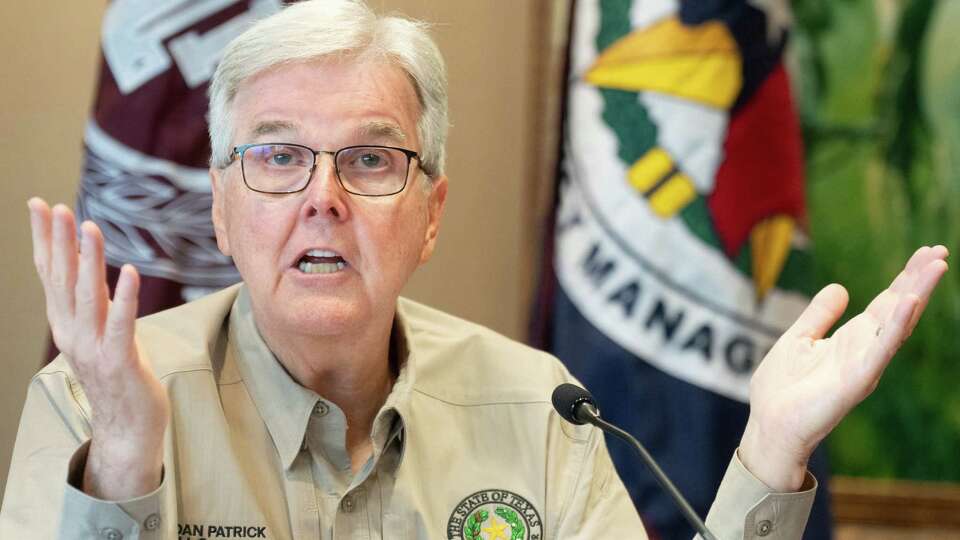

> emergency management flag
[49,1,283,360]
[537,0,833,537]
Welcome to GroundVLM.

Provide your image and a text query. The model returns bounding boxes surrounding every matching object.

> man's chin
[273,298,371,337]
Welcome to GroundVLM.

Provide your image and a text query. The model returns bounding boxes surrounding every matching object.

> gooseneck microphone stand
[552,383,718,540]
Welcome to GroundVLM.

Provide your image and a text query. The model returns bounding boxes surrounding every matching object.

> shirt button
[100,528,123,540]
[144,513,161,531]
[341,495,356,513]
[313,401,330,417]
[756,519,773,536]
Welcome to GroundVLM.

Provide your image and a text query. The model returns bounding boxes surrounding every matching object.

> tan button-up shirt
[1,284,815,539]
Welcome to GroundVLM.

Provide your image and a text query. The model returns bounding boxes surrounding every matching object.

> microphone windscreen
[552,383,595,425]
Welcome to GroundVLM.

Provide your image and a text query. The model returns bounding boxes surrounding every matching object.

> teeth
[298,261,346,274]
[306,249,339,257]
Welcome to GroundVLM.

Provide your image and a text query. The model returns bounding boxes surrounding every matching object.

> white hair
[207,0,448,178]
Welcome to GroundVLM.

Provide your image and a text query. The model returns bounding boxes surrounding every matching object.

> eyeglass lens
[240,144,410,195]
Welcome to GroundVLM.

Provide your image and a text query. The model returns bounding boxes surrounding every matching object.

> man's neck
[255,315,397,471]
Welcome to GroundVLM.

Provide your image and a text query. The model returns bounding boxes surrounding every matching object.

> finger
[787,283,849,339]
[905,259,948,330]
[863,288,901,325]
[903,245,948,273]
[49,205,79,318]
[860,293,918,385]
[75,221,110,338]
[865,246,948,321]
[29,199,73,347]
[884,247,929,296]
[104,264,140,347]
[869,255,950,327]
[929,244,949,261]
[27,198,53,280]
[887,245,949,294]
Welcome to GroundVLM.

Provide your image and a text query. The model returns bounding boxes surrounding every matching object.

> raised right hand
[28,198,169,500]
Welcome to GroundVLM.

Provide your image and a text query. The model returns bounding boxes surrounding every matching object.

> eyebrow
[250,120,298,138]
[356,121,407,144]
[246,119,408,145]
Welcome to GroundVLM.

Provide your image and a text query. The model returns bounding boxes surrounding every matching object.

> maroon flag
[48,1,284,361]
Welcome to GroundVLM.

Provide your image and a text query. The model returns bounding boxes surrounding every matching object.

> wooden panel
[835,525,960,539]
[832,475,960,530]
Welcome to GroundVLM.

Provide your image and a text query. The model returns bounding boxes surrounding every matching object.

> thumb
[787,283,849,340]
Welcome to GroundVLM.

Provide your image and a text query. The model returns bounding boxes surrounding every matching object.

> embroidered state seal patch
[446,489,543,540]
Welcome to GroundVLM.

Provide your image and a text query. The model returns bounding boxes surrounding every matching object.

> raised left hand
[739,245,949,491]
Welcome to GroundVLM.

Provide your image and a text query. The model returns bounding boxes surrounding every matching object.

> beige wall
[0,1,554,498]
[0,0,107,500]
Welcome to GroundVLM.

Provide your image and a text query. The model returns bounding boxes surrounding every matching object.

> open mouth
[296,249,347,274]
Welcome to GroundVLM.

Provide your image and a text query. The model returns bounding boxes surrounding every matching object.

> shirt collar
[228,287,320,469]
[228,285,415,471]
[373,312,414,469]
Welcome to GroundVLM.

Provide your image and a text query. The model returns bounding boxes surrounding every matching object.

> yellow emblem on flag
[749,215,796,302]
[627,148,697,217]
[585,16,742,109]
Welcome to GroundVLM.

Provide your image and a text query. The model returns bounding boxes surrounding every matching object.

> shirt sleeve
[552,427,651,539]
[0,368,170,540]
[703,450,817,540]
[551,425,817,540]
[60,441,167,540]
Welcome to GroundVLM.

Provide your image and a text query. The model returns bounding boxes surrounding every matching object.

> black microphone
[552,383,718,540]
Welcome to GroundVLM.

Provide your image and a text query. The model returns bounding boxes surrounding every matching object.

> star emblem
[482,517,509,540]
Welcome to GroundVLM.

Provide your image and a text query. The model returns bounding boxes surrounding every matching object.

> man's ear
[419,174,448,265]
[210,168,232,257]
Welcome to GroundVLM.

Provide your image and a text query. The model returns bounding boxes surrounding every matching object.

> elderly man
[1,1,949,539]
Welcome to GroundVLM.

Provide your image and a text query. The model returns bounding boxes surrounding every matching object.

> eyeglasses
[231,143,422,197]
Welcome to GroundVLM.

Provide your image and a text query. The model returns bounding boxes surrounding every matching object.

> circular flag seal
[446,489,543,540]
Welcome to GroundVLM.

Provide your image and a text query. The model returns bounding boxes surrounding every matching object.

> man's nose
[302,153,349,221]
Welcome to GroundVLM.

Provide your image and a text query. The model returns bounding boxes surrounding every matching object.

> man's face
[210,59,447,341]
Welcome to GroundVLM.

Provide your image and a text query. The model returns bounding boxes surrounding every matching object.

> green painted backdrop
[793,0,960,481]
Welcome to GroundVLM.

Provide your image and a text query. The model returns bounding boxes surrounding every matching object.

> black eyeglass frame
[231,142,423,197]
